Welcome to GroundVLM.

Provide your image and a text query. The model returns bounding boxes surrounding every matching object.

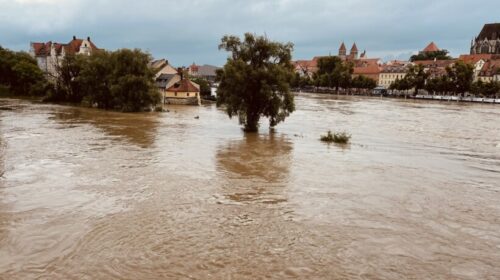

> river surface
[0,93,499,279]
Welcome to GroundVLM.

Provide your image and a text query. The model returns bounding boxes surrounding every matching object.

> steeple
[350,43,359,59]
[339,42,346,58]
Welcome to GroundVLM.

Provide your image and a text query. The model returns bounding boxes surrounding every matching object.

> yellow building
[165,78,201,106]
[378,62,409,89]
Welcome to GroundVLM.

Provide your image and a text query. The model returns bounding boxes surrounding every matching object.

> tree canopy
[47,49,160,112]
[445,61,474,94]
[314,56,353,91]
[410,50,452,61]
[216,33,295,132]
[390,64,429,94]
[0,46,47,96]
[191,77,211,96]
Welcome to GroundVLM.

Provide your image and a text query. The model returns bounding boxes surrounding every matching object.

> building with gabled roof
[352,58,381,83]
[188,63,220,82]
[379,61,410,88]
[164,70,200,105]
[30,36,99,78]
[414,59,456,79]
[149,58,177,79]
[477,59,500,82]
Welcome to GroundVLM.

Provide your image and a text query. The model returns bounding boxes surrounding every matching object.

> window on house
[175,92,177,96]
[187,93,190,97]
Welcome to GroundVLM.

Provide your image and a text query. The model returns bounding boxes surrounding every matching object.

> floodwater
[0,93,499,279]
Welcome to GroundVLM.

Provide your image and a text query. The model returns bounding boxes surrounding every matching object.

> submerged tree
[216,33,295,132]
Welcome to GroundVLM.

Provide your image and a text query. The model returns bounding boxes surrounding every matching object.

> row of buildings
[292,23,500,89]
[29,37,220,106]
[29,23,499,102]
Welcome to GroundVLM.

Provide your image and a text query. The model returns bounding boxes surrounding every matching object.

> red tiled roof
[166,79,200,93]
[32,36,99,56]
[479,59,500,76]
[422,42,440,52]
[458,54,493,64]
[414,59,456,67]
[353,58,381,75]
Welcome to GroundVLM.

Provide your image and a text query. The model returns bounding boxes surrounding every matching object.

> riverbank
[295,88,500,104]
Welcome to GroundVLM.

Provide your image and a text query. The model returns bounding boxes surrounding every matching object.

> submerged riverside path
[1,94,500,279]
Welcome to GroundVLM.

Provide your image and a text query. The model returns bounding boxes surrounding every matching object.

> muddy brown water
[0,93,499,279]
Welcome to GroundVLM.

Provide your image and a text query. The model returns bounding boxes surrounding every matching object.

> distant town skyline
[1,0,499,66]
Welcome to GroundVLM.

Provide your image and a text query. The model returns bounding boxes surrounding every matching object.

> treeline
[390,61,500,97]
[291,56,377,91]
[0,46,160,112]
[0,46,48,96]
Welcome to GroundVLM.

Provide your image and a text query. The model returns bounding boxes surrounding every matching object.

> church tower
[350,43,359,59]
[339,42,347,59]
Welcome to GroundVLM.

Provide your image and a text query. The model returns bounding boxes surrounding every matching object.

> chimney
[87,36,91,41]
[73,35,76,40]
[177,67,184,80]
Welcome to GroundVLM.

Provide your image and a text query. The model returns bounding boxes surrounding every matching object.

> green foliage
[315,56,353,90]
[425,76,453,94]
[445,61,474,94]
[410,50,451,61]
[471,80,500,97]
[290,72,312,88]
[216,33,295,132]
[191,77,211,96]
[351,75,377,89]
[320,130,351,144]
[405,64,429,95]
[50,49,160,111]
[390,77,411,92]
[52,54,86,103]
[0,46,47,96]
[390,64,428,94]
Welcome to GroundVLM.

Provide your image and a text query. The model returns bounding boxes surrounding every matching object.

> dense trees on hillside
[216,33,295,132]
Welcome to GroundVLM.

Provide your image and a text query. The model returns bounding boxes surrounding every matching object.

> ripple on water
[1,96,500,279]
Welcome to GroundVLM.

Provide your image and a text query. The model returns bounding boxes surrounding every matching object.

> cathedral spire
[339,42,346,57]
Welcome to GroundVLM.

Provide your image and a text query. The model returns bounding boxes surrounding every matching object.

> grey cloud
[1,0,498,66]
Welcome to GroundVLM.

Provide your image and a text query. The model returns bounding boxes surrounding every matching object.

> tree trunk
[245,109,260,132]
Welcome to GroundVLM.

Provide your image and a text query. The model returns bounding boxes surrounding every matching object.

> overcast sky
[1,0,498,66]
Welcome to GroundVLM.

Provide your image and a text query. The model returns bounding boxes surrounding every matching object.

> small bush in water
[320,130,351,144]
